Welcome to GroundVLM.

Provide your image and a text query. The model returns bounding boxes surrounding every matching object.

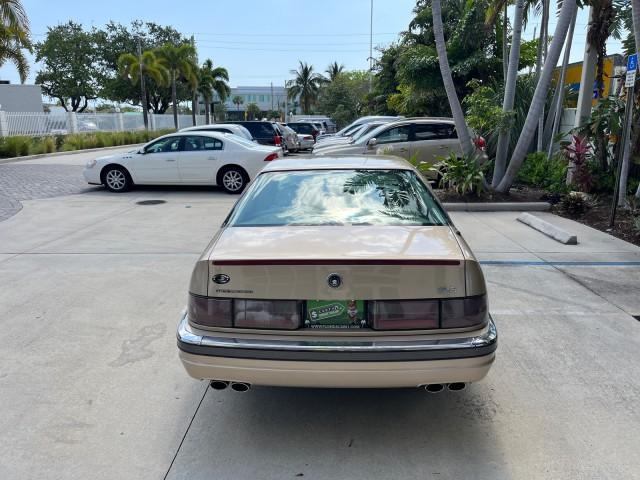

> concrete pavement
[0,149,639,479]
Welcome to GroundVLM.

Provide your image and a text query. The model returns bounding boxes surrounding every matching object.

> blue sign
[628,53,638,72]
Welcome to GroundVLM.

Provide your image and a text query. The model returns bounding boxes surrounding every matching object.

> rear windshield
[234,122,274,137]
[288,123,315,134]
[227,169,448,227]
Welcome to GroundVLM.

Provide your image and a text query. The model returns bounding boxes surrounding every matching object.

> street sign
[626,54,638,88]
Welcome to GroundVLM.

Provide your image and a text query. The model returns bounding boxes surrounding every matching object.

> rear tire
[102,166,132,193]
[218,166,248,194]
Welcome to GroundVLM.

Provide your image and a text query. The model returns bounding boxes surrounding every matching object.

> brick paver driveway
[0,163,92,221]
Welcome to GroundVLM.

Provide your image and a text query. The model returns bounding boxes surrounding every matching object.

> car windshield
[227,169,449,227]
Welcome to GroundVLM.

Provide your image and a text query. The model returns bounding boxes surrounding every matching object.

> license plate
[305,300,366,329]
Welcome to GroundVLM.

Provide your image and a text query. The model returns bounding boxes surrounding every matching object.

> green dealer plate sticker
[305,300,366,329]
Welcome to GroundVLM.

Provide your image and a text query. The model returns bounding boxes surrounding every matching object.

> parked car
[287,122,320,140]
[219,121,283,148]
[297,133,315,151]
[177,155,497,390]
[276,123,300,153]
[83,132,282,194]
[313,118,487,171]
[324,116,403,140]
[312,121,391,151]
[180,124,255,142]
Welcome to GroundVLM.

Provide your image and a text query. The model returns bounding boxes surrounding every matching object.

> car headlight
[86,159,97,168]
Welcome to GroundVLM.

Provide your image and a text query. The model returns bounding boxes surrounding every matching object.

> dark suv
[286,122,320,140]
[220,121,282,147]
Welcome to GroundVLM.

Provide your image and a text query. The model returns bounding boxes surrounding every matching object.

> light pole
[369,0,373,92]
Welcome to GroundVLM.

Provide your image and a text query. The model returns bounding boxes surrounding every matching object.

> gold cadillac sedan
[177,156,497,392]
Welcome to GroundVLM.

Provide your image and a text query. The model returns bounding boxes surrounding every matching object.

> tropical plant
[0,0,31,82]
[495,0,578,192]
[324,61,344,82]
[431,152,486,196]
[577,96,624,172]
[155,43,197,128]
[517,152,569,194]
[118,50,169,129]
[232,95,243,111]
[430,0,476,158]
[492,0,525,187]
[198,59,230,124]
[564,134,593,192]
[245,102,261,120]
[95,21,189,113]
[287,61,323,114]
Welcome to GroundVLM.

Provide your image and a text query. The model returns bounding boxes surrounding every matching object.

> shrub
[559,191,589,215]
[518,152,569,194]
[431,152,486,196]
[0,136,31,157]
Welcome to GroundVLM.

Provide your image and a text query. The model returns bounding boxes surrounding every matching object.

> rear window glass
[288,123,315,134]
[227,169,448,227]
[236,122,274,137]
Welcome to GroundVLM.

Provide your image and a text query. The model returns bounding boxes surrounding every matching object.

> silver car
[276,123,300,153]
[180,124,255,142]
[313,118,486,170]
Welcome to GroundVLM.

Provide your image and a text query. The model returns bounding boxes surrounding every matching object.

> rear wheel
[218,166,247,194]
[102,166,132,193]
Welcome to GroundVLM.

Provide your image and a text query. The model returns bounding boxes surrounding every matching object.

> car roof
[261,155,414,172]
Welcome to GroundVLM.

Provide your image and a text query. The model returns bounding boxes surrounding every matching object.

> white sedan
[83,132,282,194]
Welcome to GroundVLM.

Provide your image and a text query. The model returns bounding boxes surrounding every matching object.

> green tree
[232,95,244,112]
[156,42,197,128]
[287,61,323,114]
[317,70,370,128]
[94,21,189,113]
[246,102,260,120]
[35,21,100,112]
[118,50,169,129]
[198,59,230,124]
[0,0,31,83]
[324,61,344,82]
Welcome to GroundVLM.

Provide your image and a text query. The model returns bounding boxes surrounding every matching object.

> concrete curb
[0,144,144,165]
[443,202,551,212]
[517,212,578,245]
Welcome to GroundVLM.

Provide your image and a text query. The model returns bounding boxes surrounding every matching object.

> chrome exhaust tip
[210,380,229,391]
[230,382,251,392]
[448,382,467,391]
[424,383,445,393]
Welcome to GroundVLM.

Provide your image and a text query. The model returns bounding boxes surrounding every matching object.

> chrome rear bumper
[176,312,497,362]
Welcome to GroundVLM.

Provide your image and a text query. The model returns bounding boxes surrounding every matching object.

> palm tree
[232,95,244,113]
[246,102,260,120]
[156,43,197,129]
[325,61,344,82]
[118,50,169,130]
[491,0,525,187]
[431,0,475,158]
[0,0,31,83]
[495,0,578,192]
[287,61,323,114]
[0,24,30,83]
[198,59,230,124]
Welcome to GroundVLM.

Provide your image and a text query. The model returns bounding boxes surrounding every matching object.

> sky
[0,0,629,92]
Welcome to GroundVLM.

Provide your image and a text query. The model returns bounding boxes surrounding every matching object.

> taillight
[188,294,301,330]
[264,152,279,161]
[441,295,487,328]
[370,300,439,330]
[303,135,313,140]
[274,135,282,146]
[188,294,232,327]
[370,295,487,330]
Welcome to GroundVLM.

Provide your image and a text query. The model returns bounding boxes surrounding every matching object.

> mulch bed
[434,186,640,248]
[552,195,640,248]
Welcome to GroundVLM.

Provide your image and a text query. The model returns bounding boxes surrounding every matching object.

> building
[199,85,299,121]
[0,83,43,112]
[554,54,624,106]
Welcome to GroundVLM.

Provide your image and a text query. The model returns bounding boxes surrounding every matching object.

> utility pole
[284,80,288,122]
[270,82,274,113]
[138,38,149,130]
[369,0,373,92]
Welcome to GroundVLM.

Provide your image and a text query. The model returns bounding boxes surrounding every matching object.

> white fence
[0,111,207,137]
